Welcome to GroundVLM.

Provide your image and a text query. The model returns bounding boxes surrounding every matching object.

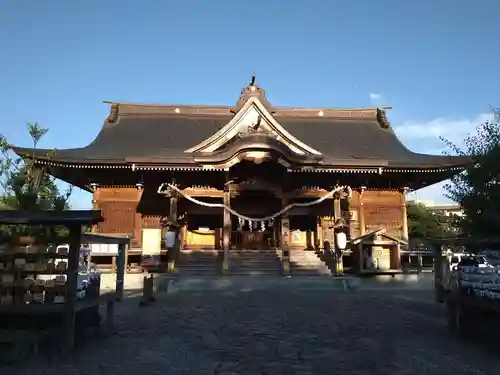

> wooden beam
[183,187,223,198]
[287,188,329,199]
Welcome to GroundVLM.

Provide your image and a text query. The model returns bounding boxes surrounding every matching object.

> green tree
[407,202,460,241]
[0,122,72,211]
[442,108,500,238]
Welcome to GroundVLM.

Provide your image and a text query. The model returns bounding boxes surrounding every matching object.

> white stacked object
[458,265,500,300]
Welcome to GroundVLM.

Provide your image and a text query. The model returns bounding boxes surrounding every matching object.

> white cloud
[394,111,495,204]
[406,182,452,205]
[369,92,382,106]
[394,112,494,145]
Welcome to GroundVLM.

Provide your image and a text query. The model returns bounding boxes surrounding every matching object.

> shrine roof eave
[12,146,472,173]
[384,154,472,171]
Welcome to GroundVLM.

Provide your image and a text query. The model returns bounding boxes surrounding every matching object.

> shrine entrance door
[229,187,282,250]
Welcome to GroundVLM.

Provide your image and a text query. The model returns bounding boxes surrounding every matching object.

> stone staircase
[175,249,220,276]
[288,249,332,276]
[173,249,331,277]
[228,249,283,276]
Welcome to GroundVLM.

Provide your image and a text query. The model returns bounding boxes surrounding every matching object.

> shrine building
[11,77,470,275]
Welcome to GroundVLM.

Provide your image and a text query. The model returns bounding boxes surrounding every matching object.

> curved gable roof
[11,89,471,170]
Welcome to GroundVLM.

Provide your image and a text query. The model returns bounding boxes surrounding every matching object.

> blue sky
[1,0,499,208]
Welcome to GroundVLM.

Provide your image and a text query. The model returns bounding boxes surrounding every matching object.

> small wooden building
[11,78,469,272]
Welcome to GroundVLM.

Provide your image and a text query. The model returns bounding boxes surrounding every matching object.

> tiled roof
[12,108,469,169]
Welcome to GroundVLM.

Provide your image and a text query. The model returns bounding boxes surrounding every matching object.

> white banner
[90,243,119,256]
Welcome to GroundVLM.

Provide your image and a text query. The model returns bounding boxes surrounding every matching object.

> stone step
[230,252,280,255]
[230,266,282,272]
[227,271,282,276]
[290,268,331,274]
[229,258,281,262]
[229,258,281,267]
[290,262,330,267]
[177,263,218,268]
[229,254,279,259]
[229,260,281,264]
[229,254,280,261]
[176,269,220,275]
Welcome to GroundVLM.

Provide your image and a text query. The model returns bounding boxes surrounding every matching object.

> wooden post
[170,195,178,218]
[115,242,127,301]
[313,218,320,249]
[400,187,409,241]
[434,244,445,302]
[396,243,402,270]
[64,223,82,352]
[104,298,116,335]
[124,241,129,272]
[320,217,328,252]
[91,189,99,233]
[332,192,342,274]
[222,184,231,274]
[140,274,156,306]
[281,197,290,275]
[358,242,364,273]
[333,195,342,222]
[168,194,178,272]
[281,220,290,276]
[111,256,117,273]
[358,187,366,236]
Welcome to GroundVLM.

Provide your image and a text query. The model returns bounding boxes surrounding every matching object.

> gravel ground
[2,289,500,375]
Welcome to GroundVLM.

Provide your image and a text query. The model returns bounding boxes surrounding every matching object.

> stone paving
[3,289,500,375]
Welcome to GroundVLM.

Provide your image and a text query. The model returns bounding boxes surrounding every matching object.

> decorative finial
[231,74,272,113]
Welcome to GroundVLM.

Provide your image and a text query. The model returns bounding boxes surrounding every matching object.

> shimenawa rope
[158,183,349,222]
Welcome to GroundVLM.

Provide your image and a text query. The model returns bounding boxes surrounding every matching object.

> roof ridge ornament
[231,73,273,113]
[376,108,391,129]
[106,103,120,124]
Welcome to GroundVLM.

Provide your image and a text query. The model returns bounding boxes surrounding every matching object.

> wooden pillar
[115,241,128,301]
[333,194,342,222]
[320,217,328,251]
[400,187,409,241]
[313,218,320,249]
[167,193,178,271]
[273,219,279,248]
[434,243,445,302]
[358,243,364,273]
[180,226,187,250]
[64,223,82,352]
[358,187,366,236]
[111,256,117,273]
[281,197,290,275]
[124,239,129,272]
[222,182,231,274]
[306,230,313,250]
[396,243,402,270]
[91,189,99,233]
[332,191,342,274]
[169,195,178,220]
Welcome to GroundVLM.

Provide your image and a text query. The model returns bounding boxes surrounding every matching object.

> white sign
[90,243,119,256]
[142,228,162,256]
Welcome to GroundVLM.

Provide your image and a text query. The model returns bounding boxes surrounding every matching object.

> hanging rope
[158,183,349,222]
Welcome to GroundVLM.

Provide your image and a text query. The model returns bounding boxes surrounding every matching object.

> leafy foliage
[407,202,461,242]
[441,108,500,237]
[0,122,73,236]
